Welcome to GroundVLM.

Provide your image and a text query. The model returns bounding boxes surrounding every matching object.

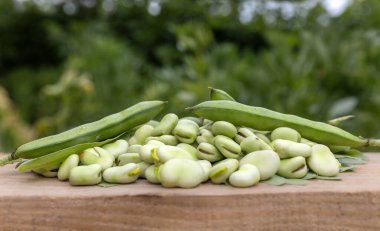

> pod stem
[368,139,380,147]
[0,154,16,166]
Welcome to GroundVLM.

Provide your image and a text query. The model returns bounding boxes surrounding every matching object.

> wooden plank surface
[0,153,380,231]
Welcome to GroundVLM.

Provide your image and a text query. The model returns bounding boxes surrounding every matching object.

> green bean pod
[187,100,380,147]
[2,101,166,164]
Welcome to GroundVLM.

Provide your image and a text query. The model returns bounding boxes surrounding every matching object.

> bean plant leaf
[337,157,366,165]
[343,150,368,161]
[263,175,308,186]
[339,165,355,172]
[302,172,342,180]
[97,182,119,187]
[263,175,287,186]
[334,154,366,165]
[302,172,318,180]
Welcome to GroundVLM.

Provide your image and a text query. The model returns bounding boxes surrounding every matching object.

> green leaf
[302,172,341,180]
[262,175,308,186]
[343,150,368,161]
[334,154,366,165]
[340,165,355,172]
[97,182,119,187]
[337,157,366,165]
[263,175,287,186]
[17,133,126,172]
[302,172,318,180]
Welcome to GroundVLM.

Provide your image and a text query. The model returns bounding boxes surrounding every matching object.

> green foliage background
[1,0,380,152]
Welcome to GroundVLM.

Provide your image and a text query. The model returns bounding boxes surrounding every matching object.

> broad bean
[58,154,79,181]
[209,159,239,184]
[211,121,237,138]
[69,164,102,186]
[159,159,204,188]
[103,163,140,184]
[307,144,340,177]
[80,147,114,170]
[196,142,224,162]
[277,156,308,179]
[214,135,241,159]
[102,139,129,158]
[229,164,260,187]
[239,150,280,180]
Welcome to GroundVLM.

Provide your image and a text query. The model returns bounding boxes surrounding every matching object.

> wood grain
[0,153,380,231]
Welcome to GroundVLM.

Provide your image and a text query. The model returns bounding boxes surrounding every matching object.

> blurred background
[1,0,380,152]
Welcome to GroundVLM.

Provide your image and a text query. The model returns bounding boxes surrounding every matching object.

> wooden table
[1,153,380,231]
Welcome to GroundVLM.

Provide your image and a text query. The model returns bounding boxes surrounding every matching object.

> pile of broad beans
[0,88,374,188]
[25,115,365,188]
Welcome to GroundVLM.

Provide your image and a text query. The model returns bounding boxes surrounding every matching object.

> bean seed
[103,163,140,184]
[209,159,239,184]
[255,133,271,145]
[117,153,141,166]
[239,150,280,180]
[151,113,179,136]
[69,164,102,186]
[211,121,237,138]
[159,159,204,188]
[240,136,272,153]
[146,120,160,127]
[307,144,340,177]
[145,165,160,184]
[155,145,197,164]
[58,154,79,181]
[271,127,301,142]
[102,139,129,158]
[234,127,255,144]
[140,144,159,164]
[198,160,212,182]
[196,142,224,162]
[80,147,114,170]
[176,143,199,159]
[214,135,241,159]
[128,125,154,145]
[127,144,142,153]
[229,164,260,187]
[277,156,308,179]
[271,139,312,159]
[137,162,150,178]
[145,135,178,145]
[173,119,199,144]
[196,129,214,144]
